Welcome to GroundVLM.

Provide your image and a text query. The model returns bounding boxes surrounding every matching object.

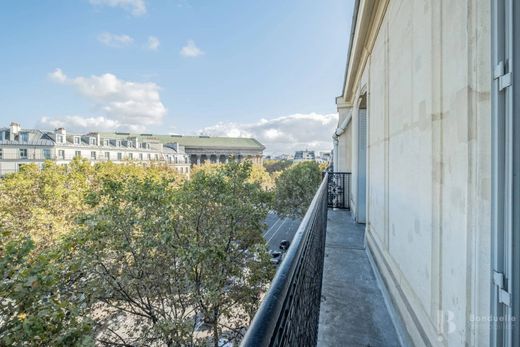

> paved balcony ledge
[317,209,401,347]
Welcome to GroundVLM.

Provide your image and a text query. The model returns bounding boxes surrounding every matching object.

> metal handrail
[241,173,329,347]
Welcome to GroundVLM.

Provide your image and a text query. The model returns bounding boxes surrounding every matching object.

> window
[20,133,29,142]
[105,152,110,160]
[116,140,121,147]
[128,153,133,160]
[19,148,28,159]
[91,151,96,160]
[148,153,151,160]
[89,138,97,146]
[128,141,133,148]
[43,148,51,159]
[155,154,159,160]
[0,149,2,159]
[58,150,65,159]
[180,167,183,174]
[57,135,64,143]
[139,153,143,160]
[75,151,81,158]
[117,152,122,160]
[104,140,109,146]
[74,136,80,145]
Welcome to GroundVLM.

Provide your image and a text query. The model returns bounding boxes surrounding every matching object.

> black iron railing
[327,172,351,210]
[241,174,329,347]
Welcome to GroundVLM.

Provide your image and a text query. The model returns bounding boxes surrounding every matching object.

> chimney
[9,122,20,141]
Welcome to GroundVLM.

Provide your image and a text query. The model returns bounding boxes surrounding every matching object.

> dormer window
[20,133,29,142]
[116,140,121,147]
[73,136,80,145]
[127,141,133,148]
[104,140,109,146]
[89,138,97,146]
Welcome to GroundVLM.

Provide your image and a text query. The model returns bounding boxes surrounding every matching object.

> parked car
[279,240,290,251]
[270,251,282,265]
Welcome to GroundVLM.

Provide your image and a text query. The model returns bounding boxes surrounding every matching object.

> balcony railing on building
[241,171,351,347]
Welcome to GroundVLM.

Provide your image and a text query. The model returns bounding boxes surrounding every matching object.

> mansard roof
[99,132,265,151]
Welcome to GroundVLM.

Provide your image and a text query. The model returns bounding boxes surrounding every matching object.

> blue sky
[0,0,353,154]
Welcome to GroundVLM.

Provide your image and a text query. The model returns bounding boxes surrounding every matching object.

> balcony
[242,173,401,347]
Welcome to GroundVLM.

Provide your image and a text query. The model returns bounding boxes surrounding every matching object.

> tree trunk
[212,308,219,347]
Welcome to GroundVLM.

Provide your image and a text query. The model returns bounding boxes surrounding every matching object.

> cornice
[341,0,389,104]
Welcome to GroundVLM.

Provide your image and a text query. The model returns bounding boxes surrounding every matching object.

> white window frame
[43,148,51,159]
[19,148,28,159]
[491,0,518,345]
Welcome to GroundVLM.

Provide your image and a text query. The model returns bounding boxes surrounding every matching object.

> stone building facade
[0,123,191,176]
[99,133,265,166]
[332,1,519,346]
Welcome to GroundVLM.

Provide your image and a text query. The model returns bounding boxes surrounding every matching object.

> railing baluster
[241,173,330,347]
[326,172,351,210]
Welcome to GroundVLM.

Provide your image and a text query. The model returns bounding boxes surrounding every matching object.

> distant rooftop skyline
[0,0,353,154]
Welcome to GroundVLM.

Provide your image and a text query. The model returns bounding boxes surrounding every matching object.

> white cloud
[180,40,204,58]
[98,32,134,47]
[39,116,121,131]
[199,113,338,155]
[89,0,146,16]
[46,68,166,132]
[147,36,160,50]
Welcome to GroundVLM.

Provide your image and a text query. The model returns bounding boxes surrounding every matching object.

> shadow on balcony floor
[317,209,401,347]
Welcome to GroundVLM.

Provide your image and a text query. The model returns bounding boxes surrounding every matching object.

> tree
[247,164,274,191]
[262,159,293,174]
[273,161,323,218]
[0,226,94,347]
[0,160,273,346]
[67,170,200,346]
[176,161,273,346]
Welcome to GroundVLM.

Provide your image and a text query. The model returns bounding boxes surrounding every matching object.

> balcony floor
[317,209,401,347]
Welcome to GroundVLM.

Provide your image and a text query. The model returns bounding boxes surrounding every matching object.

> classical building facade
[99,133,265,166]
[175,136,265,165]
[0,123,191,176]
[333,1,519,346]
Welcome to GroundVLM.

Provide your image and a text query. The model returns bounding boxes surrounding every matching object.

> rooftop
[99,132,265,150]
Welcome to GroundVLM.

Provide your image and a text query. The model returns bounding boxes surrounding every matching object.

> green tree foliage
[0,159,273,346]
[262,159,293,174]
[0,159,93,249]
[176,162,273,346]
[69,172,196,346]
[0,227,93,346]
[273,161,323,218]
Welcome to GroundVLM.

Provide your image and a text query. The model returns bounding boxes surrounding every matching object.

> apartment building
[0,123,191,176]
[293,150,316,162]
[331,0,519,346]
